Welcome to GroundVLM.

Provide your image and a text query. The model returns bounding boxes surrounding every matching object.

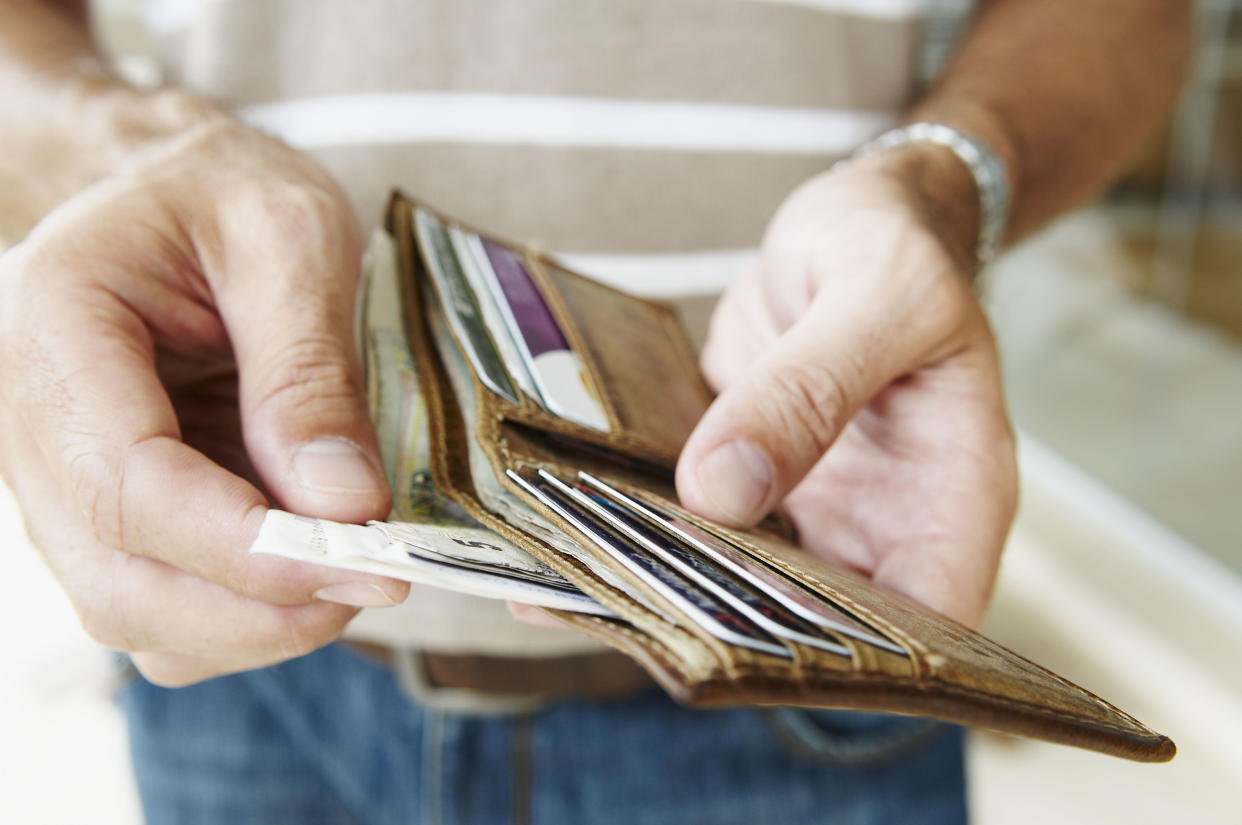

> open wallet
[251,191,1175,763]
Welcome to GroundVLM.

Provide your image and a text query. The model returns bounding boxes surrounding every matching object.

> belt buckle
[392,648,548,716]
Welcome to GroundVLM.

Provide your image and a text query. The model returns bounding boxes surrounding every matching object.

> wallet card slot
[562,470,858,666]
[502,461,805,675]
[502,421,677,488]
[608,483,920,677]
[398,194,712,469]
[506,459,814,675]
[522,252,714,463]
[522,467,807,662]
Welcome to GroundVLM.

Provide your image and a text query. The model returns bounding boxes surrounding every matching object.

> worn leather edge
[671,675,1176,763]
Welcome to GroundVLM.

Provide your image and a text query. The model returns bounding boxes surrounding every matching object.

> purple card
[481,240,568,357]
[480,239,609,431]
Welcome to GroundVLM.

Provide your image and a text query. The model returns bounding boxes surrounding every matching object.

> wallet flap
[519,251,713,462]
[397,192,711,470]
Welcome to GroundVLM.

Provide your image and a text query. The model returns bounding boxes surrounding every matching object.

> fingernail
[291,439,384,494]
[313,582,399,608]
[695,439,773,524]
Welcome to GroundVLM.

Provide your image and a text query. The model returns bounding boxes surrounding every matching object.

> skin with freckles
[0,0,1190,680]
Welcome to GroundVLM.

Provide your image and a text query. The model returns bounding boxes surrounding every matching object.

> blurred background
[3,1,1241,822]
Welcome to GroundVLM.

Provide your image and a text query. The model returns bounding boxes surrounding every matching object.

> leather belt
[344,641,653,703]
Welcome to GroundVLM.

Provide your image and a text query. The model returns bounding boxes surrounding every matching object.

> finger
[204,183,390,524]
[75,549,359,658]
[676,286,953,528]
[2,368,407,608]
[7,410,398,664]
[129,651,245,688]
[130,647,343,688]
[114,436,409,606]
[506,601,571,630]
[698,268,783,392]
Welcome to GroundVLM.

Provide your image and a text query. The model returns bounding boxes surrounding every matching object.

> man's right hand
[0,109,409,687]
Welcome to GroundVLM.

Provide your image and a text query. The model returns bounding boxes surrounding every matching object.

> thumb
[676,298,912,527]
[212,190,390,524]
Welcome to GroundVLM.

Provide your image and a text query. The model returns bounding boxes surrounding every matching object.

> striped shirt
[143,0,932,654]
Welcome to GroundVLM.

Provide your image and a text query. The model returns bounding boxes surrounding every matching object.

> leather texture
[386,192,1175,763]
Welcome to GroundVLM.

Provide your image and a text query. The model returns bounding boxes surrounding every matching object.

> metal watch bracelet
[852,122,1010,270]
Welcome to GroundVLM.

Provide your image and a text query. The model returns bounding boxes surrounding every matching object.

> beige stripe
[312,143,837,254]
[165,0,920,111]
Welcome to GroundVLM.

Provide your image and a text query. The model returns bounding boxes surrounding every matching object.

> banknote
[413,208,518,404]
[251,510,611,615]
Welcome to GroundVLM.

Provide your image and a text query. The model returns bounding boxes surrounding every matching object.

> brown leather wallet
[380,191,1175,763]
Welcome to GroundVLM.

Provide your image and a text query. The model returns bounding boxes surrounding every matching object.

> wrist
[0,80,226,242]
[849,135,997,277]
[82,84,229,174]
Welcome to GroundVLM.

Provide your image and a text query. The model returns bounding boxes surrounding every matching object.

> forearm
[910,0,1191,249]
[0,0,217,242]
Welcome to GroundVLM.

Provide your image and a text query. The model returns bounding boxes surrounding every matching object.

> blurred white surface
[969,438,1242,824]
[0,483,142,825]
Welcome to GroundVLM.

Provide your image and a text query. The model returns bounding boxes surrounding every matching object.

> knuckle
[762,360,855,456]
[248,337,361,419]
[276,606,348,661]
[0,286,63,409]
[77,607,119,649]
[65,446,125,549]
[238,550,332,606]
[75,552,138,651]
[77,597,127,651]
[233,180,344,248]
[131,653,202,688]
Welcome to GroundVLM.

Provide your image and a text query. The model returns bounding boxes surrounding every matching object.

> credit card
[447,226,543,403]
[478,239,610,431]
[508,468,791,659]
[577,472,908,657]
[559,474,851,659]
[251,511,609,616]
[375,521,572,588]
[412,209,518,404]
[402,543,579,591]
[396,551,614,616]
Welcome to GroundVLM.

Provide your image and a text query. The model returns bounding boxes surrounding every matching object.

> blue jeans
[120,644,966,825]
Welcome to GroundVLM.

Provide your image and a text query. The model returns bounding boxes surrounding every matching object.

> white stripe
[743,0,934,19]
[142,0,933,32]
[141,0,213,35]
[236,92,896,155]
[142,0,933,35]
[557,249,757,298]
